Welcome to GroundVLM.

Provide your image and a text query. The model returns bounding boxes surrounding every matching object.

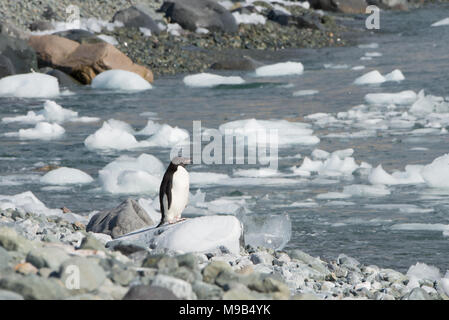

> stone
[192,281,224,300]
[293,293,323,300]
[59,257,107,292]
[250,252,274,265]
[0,227,33,254]
[0,54,15,78]
[14,262,38,275]
[222,283,257,300]
[97,278,128,299]
[308,0,368,14]
[151,274,196,299]
[26,246,71,270]
[45,69,81,88]
[267,10,323,30]
[337,254,360,270]
[0,20,29,39]
[79,234,106,252]
[110,267,136,286]
[52,29,105,44]
[210,55,261,71]
[175,253,199,270]
[28,35,153,84]
[0,274,69,300]
[123,285,179,300]
[289,249,328,275]
[0,289,24,300]
[159,0,238,33]
[0,34,37,74]
[202,261,232,284]
[112,6,161,35]
[141,254,179,271]
[0,247,10,270]
[87,199,155,239]
[29,21,54,32]
[106,240,149,255]
[402,287,432,300]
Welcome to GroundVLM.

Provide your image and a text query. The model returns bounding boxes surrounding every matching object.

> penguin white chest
[166,166,189,221]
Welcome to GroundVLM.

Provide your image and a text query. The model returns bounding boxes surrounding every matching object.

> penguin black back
[157,161,177,227]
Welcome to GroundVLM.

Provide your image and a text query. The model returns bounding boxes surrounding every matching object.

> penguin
[157,157,192,227]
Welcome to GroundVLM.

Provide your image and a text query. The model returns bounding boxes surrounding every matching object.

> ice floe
[364,91,418,106]
[5,122,65,140]
[293,89,319,96]
[183,73,245,88]
[255,62,304,77]
[354,69,405,85]
[0,73,59,98]
[431,17,449,27]
[145,124,190,147]
[40,167,94,185]
[0,191,61,216]
[91,70,152,91]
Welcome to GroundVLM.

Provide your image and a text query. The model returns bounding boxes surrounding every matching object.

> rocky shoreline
[1,206,448,300]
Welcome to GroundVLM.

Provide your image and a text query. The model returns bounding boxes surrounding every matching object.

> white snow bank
[364,90,418,106]
[99,153,164,194]
[0,73,59,98]
[0,191,61,216]
[255,61,304,77]
[5,122,65,140]
[40,167,94,185]
[2,100,99,124]
[91,70,152,91]
[354,69,405,85]
[183,73,245,88]
[112,215,242,254]
[218,118,319,146]
[232,12,266,25]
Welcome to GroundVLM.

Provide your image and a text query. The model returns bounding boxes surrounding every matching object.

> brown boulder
[28,35,153,84]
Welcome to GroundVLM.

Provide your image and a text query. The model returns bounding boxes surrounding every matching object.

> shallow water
[1,4,449,272]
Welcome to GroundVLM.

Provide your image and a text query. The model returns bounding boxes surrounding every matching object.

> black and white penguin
[157,157,192,227]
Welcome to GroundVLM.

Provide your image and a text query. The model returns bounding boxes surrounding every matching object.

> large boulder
[0,55,15,78]
[309,0,368,14]
[0,34,38,75]
[159,0,238,33]
[28,35,153,84]
[267,10,324,30]
[123,285,179,300]
[210,55,262,71]
[86,199,155,239]
[107,215,243,254]
[52,29,105,45]
[112,6,161,34]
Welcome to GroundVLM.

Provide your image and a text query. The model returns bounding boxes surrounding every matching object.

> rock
[110,215,243,254]
[289,249,328,275]
[337,254,360,270]
[141,254,179,271]
[26,246,71,270]
[0,227,33,254]
[123,285,179,300]
[53,29,105,45]
[222,283,258,300]
[0,21,29,39]
[87,199,155,239]
[0,289,24,300]
[202,260,233,284]
[0,273,69,300]
[0,54,15,78]
[250,252,273,265]
[29,21,54,32]
[151,274,196,299]
[106,240,149,255]
[79,234,106,251]
[59,257,107,292]
[402,287,432,300]
[192,281,223,299]
[175,253,199,270]
[210,55,261,71]
[0,247,10,270]
[309,0,368,14]
[112,6,161,35]
[28,35,153,84]
[45,69,81,88]
[267,10,323,30]
[0,34,37,74]
[159,0,238,33]
[14,262,38,275]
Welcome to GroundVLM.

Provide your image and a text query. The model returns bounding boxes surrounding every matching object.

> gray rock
[210,55,261,71]
[0,274,69,300]
[112,6,161,34]
[289,249,328,275]
[141,254,179,271]
[29,20,54,32]
[45,69,82,88]
[402,287,432,300]
[250,252,273,265]
[337,254,360,270]
[59,257,107,292]
[0,226,33,254]
[0,289,24,300]
[0,54,15,78]
[309,0,368,14]
[159,0,238,33]
[0,247,10,270]
[110,267,136,286]
[52,29,105,44]
[267,10,323,30]
[106,239,149,255]
[202,260,232,284]
[78,234,106,251]
[123,285,179,300]
[26,246,71,270]
[192,281,223,300]
[175,253,199,270]
[0,34,37,74]
[87,199,155,239]
[151,274,196,299]
[170,266,201,283]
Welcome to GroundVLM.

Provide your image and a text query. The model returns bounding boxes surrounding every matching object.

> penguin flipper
[157,175,173,227]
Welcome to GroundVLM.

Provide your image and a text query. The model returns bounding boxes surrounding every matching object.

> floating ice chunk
[91,70,152,91]
[5,122,65,140]
[0,73,59,98]
[384,69,405,82]
[409,91,449,115]
[40,167,94,185]
[191,197,249,215]
[232,12,266,25]
[111,215,243,254]
[99,154,164,194]
[421,154,449,188]
[183,73,245,88]
[2,111,45,124]
[343,184,390,197]
[406,263,441,289]
[311,149,330,160]
[368,165,425,185]
[97,34,118,45]
[146,124,190,147]
[84,119,150,151]
[297,149,359,177]
[190,172,231,186]
[323,64,349,69]
[255,62,304,77]
[293,89,319,96]
[391,223,449,233]
[316,192,352,200]
[431,17,449,27]
[358,43,379,49]
[233,168,280,178]
[136,120,162,136]
[365,91,418,106]
[364,52,382,57]
[351,65,365,71]
[218,118,319,146]
[354,70,385,85]
[0,191,61,216]
[238,213,291,250]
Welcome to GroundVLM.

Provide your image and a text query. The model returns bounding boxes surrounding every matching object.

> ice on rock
[40,167,94,185]
[5,122,65,140]
[406,263,441,289]
[218,118,319,146]
[421,154,449,188]
[99,154,164,194]
[232,12,266,25]
[91,70,152,91]
[255,61,304,77]
[183,73,245,88]
[0,73,59,98]
[0,191,61,216]
[110,215,243,254]
[365,91,418,106]
[238,212,291,251]
[146,124,190,147]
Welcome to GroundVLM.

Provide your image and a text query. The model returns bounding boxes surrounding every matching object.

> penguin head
[171,157,192,168]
